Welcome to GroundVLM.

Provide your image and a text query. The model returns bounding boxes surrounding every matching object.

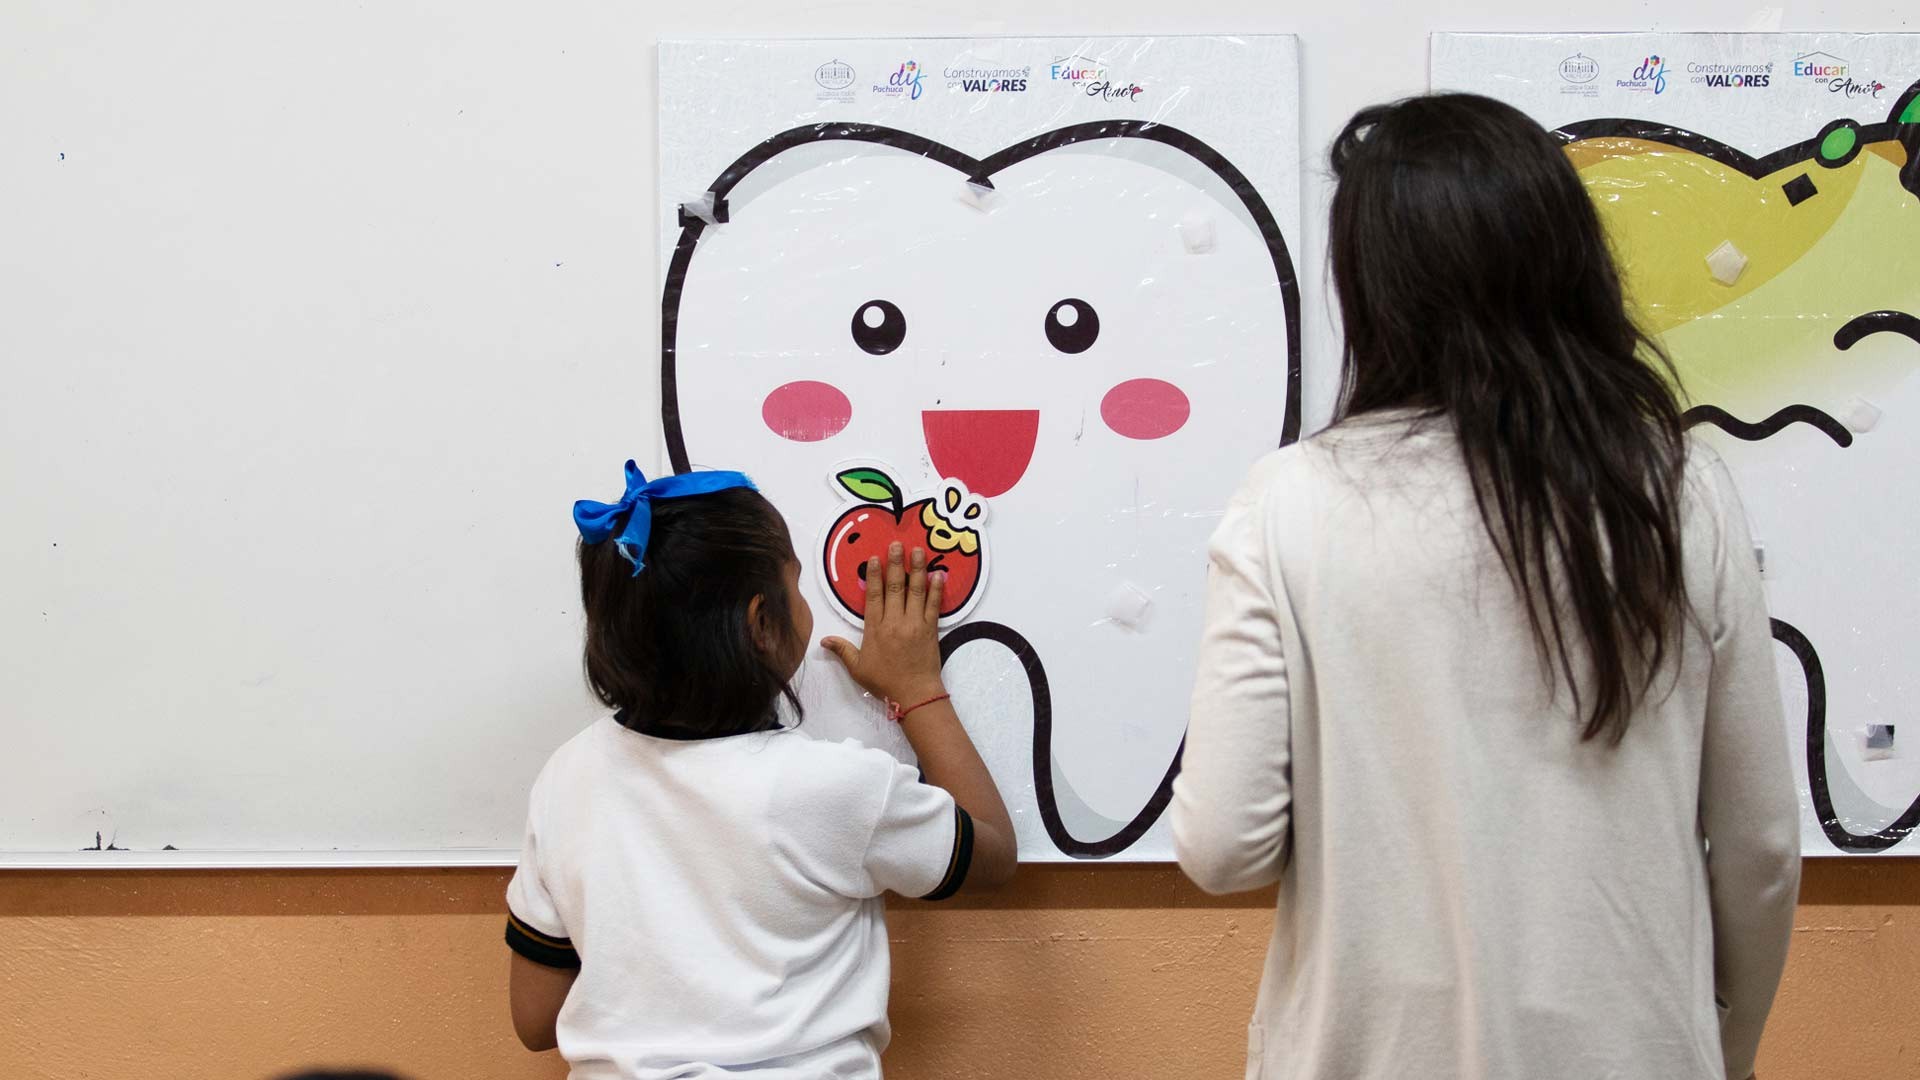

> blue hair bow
[573,461,758,575]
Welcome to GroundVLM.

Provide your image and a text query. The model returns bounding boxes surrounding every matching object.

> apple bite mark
[922,483,984,557]
[819,465,989,627]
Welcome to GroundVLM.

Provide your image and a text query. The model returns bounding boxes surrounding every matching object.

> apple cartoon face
[662,122,1300,858]
[1563,82,1920,852]
[820,465,988,628]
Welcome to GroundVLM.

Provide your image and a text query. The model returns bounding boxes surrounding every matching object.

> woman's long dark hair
[1328,94,1689,744]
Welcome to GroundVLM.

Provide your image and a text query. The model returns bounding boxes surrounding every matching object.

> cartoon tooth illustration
[1561,80,1920,852]
[663,122,1301,858]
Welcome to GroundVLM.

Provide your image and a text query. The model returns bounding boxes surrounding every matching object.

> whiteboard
[1433,33,1920,856]
[5,1,1913,867]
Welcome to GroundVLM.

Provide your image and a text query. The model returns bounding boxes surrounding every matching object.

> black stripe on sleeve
[505,910,581,969]
[919,805,974,901]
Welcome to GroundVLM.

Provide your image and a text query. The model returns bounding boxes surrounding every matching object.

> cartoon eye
[1813,119,1864,169]
[851,300,906,355]
[1045,299,1100,354]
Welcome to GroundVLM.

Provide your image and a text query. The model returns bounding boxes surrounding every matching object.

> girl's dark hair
[1328,93,1689,744]
[579,487,803,736]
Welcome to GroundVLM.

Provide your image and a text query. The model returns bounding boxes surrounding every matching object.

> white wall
[2,0,1910,863]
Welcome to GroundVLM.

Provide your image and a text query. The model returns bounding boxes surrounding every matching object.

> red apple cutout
[819,465,988,626]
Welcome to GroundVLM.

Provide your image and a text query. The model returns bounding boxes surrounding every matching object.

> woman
[1171,94,1800,1080]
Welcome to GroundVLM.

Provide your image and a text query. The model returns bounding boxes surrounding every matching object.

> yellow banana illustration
[1561,82,1920,851]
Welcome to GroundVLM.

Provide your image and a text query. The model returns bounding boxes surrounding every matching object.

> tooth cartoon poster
[1435,33,1920,855]
[658,37,1302,860]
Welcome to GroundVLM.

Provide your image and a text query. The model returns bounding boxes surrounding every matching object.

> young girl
[505,463,1016,1079]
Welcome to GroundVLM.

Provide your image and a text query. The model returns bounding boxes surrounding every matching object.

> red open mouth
[922,409,1039,498]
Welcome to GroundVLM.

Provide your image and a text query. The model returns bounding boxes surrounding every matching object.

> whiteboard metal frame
[0,850,523,870]
[0,847,1844,869]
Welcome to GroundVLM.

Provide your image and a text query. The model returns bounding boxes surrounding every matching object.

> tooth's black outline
[660,121,1302,859]
[939,620,1182,858]
[662,120,1302,474]
[1774,618,1919,851]
[1555,77,1919,200]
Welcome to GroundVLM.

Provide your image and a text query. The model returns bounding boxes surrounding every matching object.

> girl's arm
[892,691,1016,888]
[823,543,1017,889]
[508,951,576,1051]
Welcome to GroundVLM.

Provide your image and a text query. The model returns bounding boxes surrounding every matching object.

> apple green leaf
[836,468,900,504]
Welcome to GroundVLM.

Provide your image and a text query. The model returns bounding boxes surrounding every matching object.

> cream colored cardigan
[1173,413,1800,1080]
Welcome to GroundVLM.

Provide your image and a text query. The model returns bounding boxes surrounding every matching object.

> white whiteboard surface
[5,2,1912,867]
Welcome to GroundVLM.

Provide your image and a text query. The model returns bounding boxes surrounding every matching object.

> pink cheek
[762,380,852,442]
[1100,378,1190,440]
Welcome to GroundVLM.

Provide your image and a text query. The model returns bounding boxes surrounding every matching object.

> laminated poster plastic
[1435,32,1920,854]
[657,37,1303,860]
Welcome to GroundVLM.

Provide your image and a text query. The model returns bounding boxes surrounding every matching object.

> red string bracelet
[886,692,951,723]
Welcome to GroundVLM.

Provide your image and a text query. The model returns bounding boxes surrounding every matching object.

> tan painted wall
[0,861,1913,1080]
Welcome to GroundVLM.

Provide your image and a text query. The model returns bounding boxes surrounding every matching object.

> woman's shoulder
[1233,409,1449,500]
[1677,437,1747,533]
[1680,436,1734,496]
[1233,437,1332,499]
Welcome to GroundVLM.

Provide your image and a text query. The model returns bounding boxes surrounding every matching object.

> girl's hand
[822,542,947,710]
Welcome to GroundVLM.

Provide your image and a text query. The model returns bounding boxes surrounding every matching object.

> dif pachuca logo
[873,60,925,101]
[1792,52,1888,100]
[1049,53,1145,104]
[1618,55,1670,95]
[814,59,855,104]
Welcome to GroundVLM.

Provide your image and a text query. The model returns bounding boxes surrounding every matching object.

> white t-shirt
[506,714,972,1080]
